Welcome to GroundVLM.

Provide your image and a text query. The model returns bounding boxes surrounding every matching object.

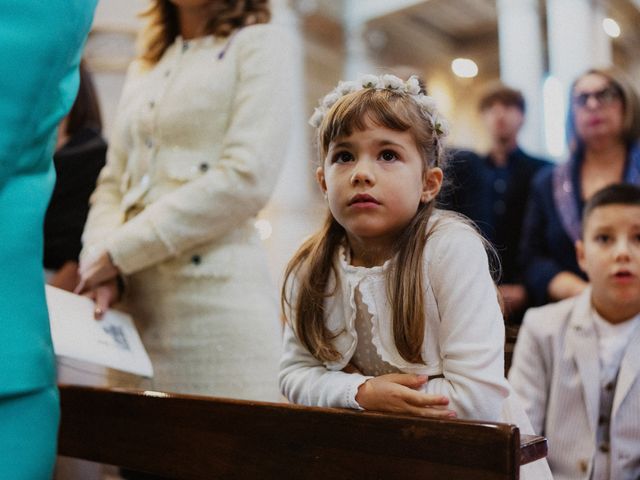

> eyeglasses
[572,86,621,108]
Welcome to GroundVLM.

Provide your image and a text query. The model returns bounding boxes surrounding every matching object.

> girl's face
[573,73,625,146]
[317,118,442,251]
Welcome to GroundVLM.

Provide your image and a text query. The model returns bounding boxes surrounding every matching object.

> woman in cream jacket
[79,0,292,400]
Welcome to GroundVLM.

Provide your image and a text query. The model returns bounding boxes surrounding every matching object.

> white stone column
[261,0,323,285]
[546,0,612,94]
[592,2,613,68]
[496,0,546,155]
[342,0,376,79]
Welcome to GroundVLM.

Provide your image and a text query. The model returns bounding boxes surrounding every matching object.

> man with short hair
[443,83,550,322]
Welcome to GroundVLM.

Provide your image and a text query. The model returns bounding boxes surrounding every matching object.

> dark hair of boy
[582,183,640,228]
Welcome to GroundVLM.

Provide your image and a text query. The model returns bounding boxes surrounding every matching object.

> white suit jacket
[509,288,640,480]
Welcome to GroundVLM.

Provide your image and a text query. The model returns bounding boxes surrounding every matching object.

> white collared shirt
[592,309,640,386]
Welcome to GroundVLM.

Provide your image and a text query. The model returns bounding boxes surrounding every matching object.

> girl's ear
[421,167,443,203]
[316,166,327,194]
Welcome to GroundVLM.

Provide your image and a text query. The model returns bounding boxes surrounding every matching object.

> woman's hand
[548,271,588,301]
[84,278,121,320]
[498,283,528,320]
[48,261,80,292]
[355,373,456,418]
[76,251,119,294]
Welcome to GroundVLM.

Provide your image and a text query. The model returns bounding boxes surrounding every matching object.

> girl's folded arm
[279,322,371,409]
[422,222,510,421]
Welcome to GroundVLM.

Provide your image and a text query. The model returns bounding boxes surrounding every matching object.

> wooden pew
[58,385,546,480]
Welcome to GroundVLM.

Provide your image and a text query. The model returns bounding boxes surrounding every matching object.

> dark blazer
[440,147,550,285]
[44,128,107,270]
[520,141,640,306]
[519,166,585,306]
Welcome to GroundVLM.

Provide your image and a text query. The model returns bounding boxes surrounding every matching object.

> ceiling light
[451,58,478,78]
[602,18,621,38]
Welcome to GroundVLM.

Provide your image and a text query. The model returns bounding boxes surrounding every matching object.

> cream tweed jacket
[81,24,293,399]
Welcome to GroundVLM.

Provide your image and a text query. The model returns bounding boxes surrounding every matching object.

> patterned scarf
[552,141,640,242]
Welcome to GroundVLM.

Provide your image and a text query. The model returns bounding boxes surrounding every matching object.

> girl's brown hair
[139,0,271,65]
[282,88,446,364]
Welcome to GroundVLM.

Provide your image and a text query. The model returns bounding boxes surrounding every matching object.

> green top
[0,0,97,394]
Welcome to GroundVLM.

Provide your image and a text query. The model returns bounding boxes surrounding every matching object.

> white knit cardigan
[279,213,511,421]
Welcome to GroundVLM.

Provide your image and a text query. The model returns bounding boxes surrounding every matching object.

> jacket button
[578,459,589,473]
[191,255,201,265]
[599,443,610,453]
[199,162,209,172]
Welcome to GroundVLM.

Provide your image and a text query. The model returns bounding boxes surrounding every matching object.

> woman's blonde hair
[138,0,270,65]
[282,88,446,364]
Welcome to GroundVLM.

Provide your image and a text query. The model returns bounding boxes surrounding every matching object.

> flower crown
[309,74,449,138]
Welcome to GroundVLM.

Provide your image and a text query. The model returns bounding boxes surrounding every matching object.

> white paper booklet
[46,285,153,378]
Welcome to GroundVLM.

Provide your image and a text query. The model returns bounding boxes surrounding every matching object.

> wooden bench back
[58,385,545,480]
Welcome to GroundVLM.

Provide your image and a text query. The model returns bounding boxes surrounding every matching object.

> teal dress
[0,1,96,478]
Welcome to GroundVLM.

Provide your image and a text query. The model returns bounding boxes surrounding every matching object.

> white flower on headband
[432,114,450,137]
[404,75,422,95]
[308,73,448,139]
[322,91,341,109]
[381,74,404,91]
[336,80,359,96]
[415,95,437,112]
[360,74,380,89]
[309,107,324,128]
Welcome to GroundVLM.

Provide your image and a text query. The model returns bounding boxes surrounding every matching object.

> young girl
[279,74,551,477]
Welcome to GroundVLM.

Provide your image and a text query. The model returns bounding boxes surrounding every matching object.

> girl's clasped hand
[355,374,455,418]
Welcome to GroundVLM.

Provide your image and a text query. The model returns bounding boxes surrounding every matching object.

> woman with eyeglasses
[520,67,640,305]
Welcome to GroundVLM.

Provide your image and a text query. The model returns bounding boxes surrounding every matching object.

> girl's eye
[332,151,354,163]
[380,150,398,162]
[595,234,611,244]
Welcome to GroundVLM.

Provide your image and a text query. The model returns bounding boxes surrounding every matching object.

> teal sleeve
[0,0,97,395]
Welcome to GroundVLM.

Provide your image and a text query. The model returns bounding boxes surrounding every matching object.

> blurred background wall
[86,0,640,284]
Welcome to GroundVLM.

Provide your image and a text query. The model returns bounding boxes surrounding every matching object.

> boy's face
[576,204,640,323]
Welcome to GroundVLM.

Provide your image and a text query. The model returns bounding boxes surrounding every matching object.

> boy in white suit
[509,183,640,480]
